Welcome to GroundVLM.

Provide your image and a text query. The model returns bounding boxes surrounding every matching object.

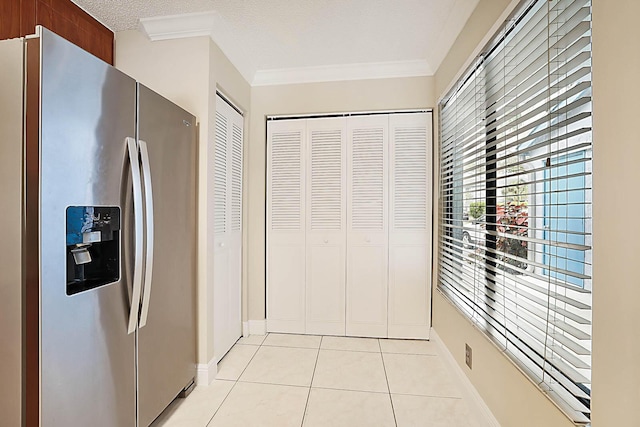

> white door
[267,119,306,333]
[228,109,244,343]
[213,95,243,362]
[305,118,347,335]
[388,113,432,339]
[346,115,389,338]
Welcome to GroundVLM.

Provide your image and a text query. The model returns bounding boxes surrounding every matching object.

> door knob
[219,243,225,247]
[324,239,329,243]
[365,237,371,243]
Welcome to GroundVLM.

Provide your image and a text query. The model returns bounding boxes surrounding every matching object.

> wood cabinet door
[1,0,113,64]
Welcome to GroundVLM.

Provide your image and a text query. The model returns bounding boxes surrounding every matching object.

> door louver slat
[311,130,342,230]
[271,131,303,230]
[351,128,384,230]
[231,123,243,232]
[214,111,227,234]
[393,127,428,230]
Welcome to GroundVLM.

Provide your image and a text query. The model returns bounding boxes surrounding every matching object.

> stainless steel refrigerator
[0,27,197,426]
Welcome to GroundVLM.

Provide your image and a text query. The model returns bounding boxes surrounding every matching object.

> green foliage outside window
[469,201,485,219]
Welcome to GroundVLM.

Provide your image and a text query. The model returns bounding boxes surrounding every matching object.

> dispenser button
[82,231,102,244]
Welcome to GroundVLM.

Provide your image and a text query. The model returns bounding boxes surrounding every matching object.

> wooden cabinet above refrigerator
[1,0,113,64]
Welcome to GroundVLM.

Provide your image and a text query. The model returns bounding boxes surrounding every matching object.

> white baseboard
[248,319,267,335]
[242,321,250,337]
[196,357,218,386]
[430,329,501,427]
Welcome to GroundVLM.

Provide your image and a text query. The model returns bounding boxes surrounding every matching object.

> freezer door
[37,29,137,426]
[136,84,197,427]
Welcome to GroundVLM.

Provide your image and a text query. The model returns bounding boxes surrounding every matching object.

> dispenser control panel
[66,206,120,295]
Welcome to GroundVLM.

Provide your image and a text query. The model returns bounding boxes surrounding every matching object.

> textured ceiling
[72,0,479,83]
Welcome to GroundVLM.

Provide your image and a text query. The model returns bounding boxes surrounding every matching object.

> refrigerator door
[136,84,197,427]
[37,28,137,426]
[0,37,25,427]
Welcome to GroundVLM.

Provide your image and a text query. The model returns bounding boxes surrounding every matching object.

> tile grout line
[205,334,267,427]
[389,391,464,399]
[309,385,390,395]
[234,336,265,380]
[205,380,236,427]
[262,344,324,350]
[300,336,323,427]
[204,372,237,426]
[316,347,382,354]
[379,339,398,427]
[234,380,311,389]
[383,351,439,357]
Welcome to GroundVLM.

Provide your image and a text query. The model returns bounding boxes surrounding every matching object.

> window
[438,0,592,423]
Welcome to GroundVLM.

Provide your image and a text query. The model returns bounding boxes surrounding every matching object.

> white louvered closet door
[305,118,346,335]
[213,95,244,363]
[388,113,432,339]
[267,119,306,333]
[228,104,244,346]
[346,115,389,338]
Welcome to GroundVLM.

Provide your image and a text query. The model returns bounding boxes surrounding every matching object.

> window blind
[438,0,592,424]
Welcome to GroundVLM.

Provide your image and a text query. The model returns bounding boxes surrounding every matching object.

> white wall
[115,30,250,368]
[591,0,640,425]
[246,76,435,321]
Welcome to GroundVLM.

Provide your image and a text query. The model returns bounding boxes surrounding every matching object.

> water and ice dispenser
[66,206,120,295]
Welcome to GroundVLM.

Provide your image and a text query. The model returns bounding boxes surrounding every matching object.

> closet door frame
[266,111,433,339]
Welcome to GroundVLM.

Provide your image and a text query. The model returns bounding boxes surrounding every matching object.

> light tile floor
[151,334,492,427]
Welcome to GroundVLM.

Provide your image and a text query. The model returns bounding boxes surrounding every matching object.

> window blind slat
[485,47,591,119]
[438,247,592,310]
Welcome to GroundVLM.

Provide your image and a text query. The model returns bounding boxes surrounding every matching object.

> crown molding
[137,11,433,86]
[139,11,217,41]
[252,60,433,86]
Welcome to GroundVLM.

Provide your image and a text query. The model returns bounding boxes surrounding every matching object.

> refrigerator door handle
[138,139,155,328]
[126,137,145,334]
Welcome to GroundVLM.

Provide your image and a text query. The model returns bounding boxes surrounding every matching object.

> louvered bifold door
[305,118,347,335]
[213,96,243,362]
[267,119,306,333]
[388,113,432,339]
[346,115,389,338]
[213,106,230,361]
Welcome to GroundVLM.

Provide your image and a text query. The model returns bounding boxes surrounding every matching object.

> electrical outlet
[465,344,472,369]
